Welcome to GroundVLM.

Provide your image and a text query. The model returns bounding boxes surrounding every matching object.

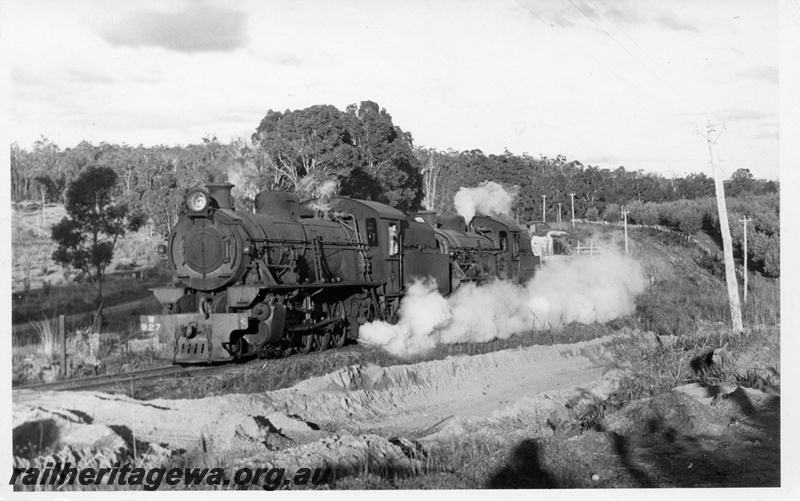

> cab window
[388,222,399,256]
[366,218,379,247]
[499,231,508,252]
[512,233,520,259]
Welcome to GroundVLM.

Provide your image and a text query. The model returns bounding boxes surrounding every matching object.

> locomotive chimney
[206,182,234,210]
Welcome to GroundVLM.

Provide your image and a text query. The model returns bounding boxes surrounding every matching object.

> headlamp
[186,189,209,212]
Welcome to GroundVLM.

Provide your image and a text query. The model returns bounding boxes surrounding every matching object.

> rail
[14,364,227,392]
[15,341,363,393]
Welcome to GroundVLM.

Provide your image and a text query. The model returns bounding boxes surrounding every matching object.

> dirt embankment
[12,329,780,488]
[12,332,640,463]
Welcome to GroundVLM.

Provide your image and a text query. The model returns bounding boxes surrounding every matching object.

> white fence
[575,241,601,256]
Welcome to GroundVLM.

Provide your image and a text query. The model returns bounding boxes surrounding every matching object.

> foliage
[251,101,423,211]
[342,101,423,211]
[413,147,449,210]
[630,202,660,226]
[624,194,779,276]
[675,206,703,235]
[765,235,779,276]
[51,166,144,303]
[725,168,760,198]
[253,105,359,193]
[602,203,620,223]
[676,173,714,199]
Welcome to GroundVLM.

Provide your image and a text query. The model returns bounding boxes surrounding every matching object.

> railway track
[14,363,230,393]
[15,342,363,393]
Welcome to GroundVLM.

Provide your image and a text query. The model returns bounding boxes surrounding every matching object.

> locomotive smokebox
[206,182,234,210]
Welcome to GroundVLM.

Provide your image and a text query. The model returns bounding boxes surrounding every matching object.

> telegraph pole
[621,206,629,255]
[557,203,562,224]
[704,123,743,332]
[740,216,752,304]
[570,192,576,229]
[542,195,547,223]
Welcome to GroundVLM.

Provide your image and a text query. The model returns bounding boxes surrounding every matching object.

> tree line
[415,148,777,221]
[11,100,779,264]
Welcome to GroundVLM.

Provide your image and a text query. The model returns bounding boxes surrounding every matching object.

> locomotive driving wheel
[330,300,347,349]
[313,331,330,352]
[297,333,313,355]
[313,302,334,352]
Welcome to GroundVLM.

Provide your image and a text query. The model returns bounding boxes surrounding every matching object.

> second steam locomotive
[141,183,540,363]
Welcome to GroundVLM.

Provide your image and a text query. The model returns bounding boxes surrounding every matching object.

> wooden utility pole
[705,123,743,332]
[557,203,562,224]
[542,195,547,223]
[740,216,752,304]
[621,206,629,255]
[570,192,576,229]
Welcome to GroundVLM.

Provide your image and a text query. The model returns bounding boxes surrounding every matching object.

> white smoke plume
[360,252,649,358]
[227,165,247,192]
[453,181,517,222]
[317,178,340,198]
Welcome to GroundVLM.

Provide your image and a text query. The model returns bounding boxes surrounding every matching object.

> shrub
[749,232,769,269]
[763,235,780,276]
[676,207,703,235]
[639,203,660,226]
[656,203,675,227]
[585,207,599,221]
[698,254,725,278]
[625,200,643,223]
[603,203,620,223]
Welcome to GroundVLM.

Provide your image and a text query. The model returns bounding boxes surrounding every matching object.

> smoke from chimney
[454,181,518,222]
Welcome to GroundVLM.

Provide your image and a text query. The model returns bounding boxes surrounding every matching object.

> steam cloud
[360,252,649,358]
[227,165,247,190]
[453,181,517,222]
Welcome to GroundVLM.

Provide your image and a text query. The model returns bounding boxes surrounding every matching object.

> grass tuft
[28,313,59,362]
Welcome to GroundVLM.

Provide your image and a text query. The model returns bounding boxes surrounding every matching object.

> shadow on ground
[484,385,779,489]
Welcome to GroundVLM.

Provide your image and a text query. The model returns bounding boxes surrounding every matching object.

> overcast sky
[2,0,782,179]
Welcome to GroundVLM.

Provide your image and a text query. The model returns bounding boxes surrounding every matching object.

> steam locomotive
[141,183,540,363]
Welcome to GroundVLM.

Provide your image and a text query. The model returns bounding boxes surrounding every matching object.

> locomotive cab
[320,197,450,297]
